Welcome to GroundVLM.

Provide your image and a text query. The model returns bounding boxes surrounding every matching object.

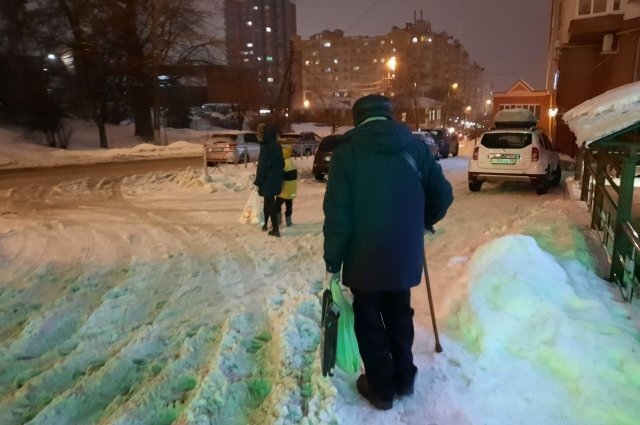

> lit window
[412,37,418,43]
[421,35,427,42]
[243,58,249,62]
[266,56,273,62]
[267,77,274,83]
[305,60,310,65]
[373,59,377,63]
[380,40,385,45]
[353,66,360,71]
[381,57,385,63]
[257,57,262,61]
[266,27,272,32]
[247,42,253,48]
[324,41,331,47]
[253,5,258,10]
[325,67,331,72]
[246,21,252,26]
[333,58,339,64]
[428,37,433,43]
[314,60,320,65]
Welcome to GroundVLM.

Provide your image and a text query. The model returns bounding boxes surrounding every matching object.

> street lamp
[386,56,397,96]
[442,82,458,126]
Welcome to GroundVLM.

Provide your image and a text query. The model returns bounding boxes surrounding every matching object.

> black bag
[320,288,340,377]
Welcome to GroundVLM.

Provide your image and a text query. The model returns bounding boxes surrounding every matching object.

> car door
[539,132,558,170]
[244,133,260,162]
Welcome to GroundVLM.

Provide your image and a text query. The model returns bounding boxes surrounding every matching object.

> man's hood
[347,119,412,154]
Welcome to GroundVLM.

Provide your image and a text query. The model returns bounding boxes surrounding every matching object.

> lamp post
[464,105,471,136]
[442,82,458,127]
[386,56,396,97]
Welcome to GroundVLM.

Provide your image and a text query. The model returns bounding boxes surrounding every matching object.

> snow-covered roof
[562,81,640,146]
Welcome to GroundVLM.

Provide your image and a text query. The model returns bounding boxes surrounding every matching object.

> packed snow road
[0,141,638,425]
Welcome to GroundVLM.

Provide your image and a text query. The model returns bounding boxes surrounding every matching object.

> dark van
[312,134,348,181]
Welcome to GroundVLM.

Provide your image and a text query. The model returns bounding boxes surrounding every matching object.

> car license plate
[491,158,516,164]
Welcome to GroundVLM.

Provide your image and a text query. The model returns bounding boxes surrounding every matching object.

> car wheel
[536,178,549,195]
[550,164,562,186]
[315,173,325,181]
[468,180,482,192]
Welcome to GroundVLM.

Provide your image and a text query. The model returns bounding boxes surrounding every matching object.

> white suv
[468,109,561,195]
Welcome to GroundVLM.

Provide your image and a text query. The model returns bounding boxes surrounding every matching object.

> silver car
[412,131,441,161]
[204,131,260,166]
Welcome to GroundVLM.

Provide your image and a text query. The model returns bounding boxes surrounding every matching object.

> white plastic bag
[239,186,264,225]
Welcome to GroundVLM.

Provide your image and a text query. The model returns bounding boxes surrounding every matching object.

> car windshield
[481,132,532,149]
[318,136,344,151]
[210,134,238,141]
[280,134,301,140]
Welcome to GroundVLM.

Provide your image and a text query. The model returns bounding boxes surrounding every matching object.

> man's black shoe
[395,371,416,397]
[356,374,393,410]
[268,229,280,237]
[261,224,268,231]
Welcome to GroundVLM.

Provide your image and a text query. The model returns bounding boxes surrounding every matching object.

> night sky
[295,0,552,92]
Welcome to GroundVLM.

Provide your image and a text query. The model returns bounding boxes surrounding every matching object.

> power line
[345,0,386,34]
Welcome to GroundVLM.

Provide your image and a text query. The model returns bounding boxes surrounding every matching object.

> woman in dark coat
[254,123,284,237]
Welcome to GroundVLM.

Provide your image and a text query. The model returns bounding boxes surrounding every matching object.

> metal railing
[582,149,619,260]
[611,221,640,302]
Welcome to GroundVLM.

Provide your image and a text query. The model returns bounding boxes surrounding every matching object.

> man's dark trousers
[351,289,418,401]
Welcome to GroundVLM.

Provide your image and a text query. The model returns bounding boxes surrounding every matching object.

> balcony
[569,0,625,44]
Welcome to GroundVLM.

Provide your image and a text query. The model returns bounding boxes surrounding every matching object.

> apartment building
[294,16,485,128]
[547,0,640,155]
[225,0,297,106]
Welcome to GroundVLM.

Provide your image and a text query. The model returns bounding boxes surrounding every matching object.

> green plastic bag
[330,277,362,374]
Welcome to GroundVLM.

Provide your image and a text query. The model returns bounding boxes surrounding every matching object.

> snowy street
[0,140,638,425]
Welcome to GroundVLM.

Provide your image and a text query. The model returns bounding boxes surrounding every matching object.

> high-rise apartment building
[225,0,297,106]
[294,16,485,128]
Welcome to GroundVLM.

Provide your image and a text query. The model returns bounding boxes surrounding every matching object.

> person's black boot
[285,215,292,227]
[396,371,416,397]
[356,375,393,410]
[268,229,280,237]
[261,224,268,231]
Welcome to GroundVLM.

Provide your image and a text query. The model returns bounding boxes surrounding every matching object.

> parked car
[203,130,260,166]
[279,132,322,157]
[412,131,441,160]
[468,108,561,195]
[420,128,459,158]
[313,134,348,180]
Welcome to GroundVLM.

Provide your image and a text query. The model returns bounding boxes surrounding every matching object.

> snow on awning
[562,81,640,146]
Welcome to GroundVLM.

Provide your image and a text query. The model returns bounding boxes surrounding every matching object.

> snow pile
[563,81,640,145]
[448,235,640,425]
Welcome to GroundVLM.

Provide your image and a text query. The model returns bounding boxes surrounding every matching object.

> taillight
[531,147,539,162]
[472,147,479,160]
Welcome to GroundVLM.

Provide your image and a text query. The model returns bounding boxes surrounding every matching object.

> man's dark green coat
[323,119,453,291]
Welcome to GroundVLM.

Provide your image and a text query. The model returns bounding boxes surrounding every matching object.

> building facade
[547,0,640,155]
[492,79,552,134]
[225,0,297,107]
[294,16,485,129]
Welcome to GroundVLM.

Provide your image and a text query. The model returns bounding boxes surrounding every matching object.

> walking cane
[423,250,443,353]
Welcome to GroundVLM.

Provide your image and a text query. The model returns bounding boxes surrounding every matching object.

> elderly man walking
[323,95,453,410]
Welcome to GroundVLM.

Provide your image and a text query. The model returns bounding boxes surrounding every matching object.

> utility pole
[151,0,161,144]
